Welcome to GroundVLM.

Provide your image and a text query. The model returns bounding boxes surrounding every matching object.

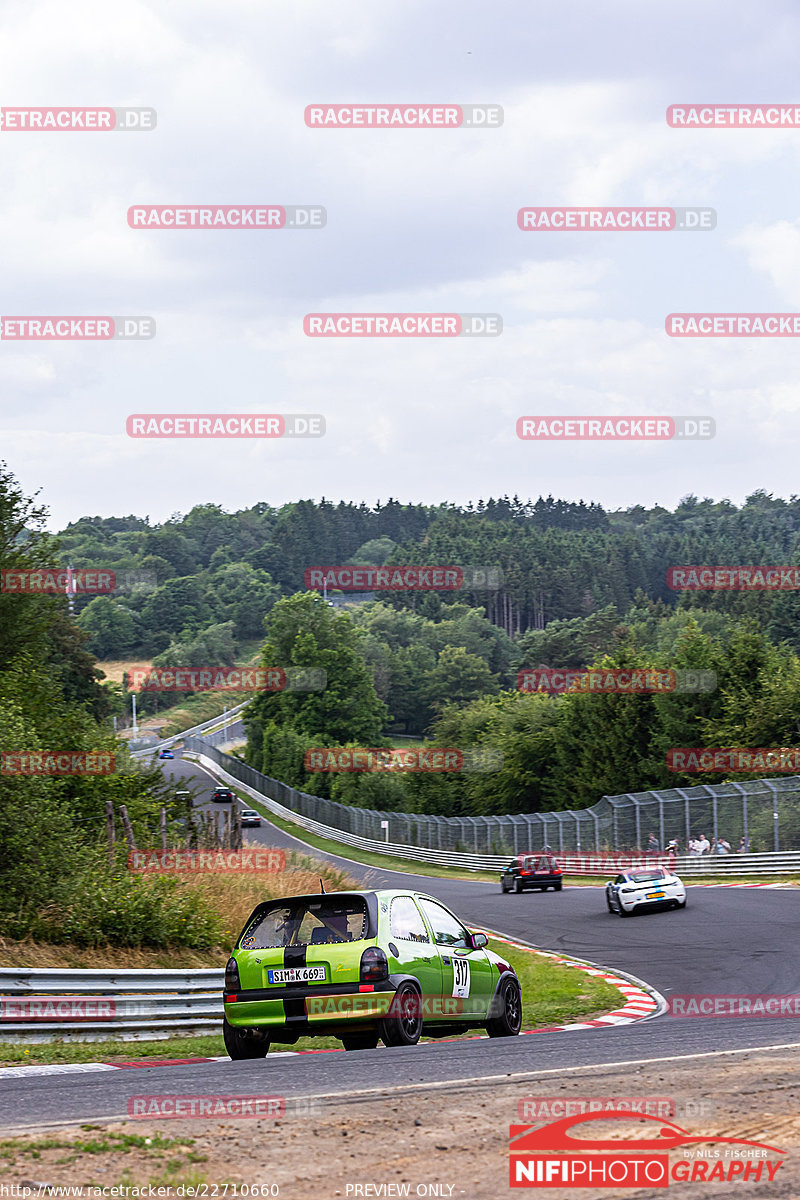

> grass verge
[0,937,621,1067]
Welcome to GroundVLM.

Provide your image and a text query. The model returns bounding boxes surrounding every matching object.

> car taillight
[521,870,530,876]
[553,868,561,874]
[225,957,240,990]
[360,946,388,983]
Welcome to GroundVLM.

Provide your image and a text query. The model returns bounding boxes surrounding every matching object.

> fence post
[658,797,665,851]
[232,797,242,851]
[160,806,167,851]
[105,800,115,867]
[119,804,136,853]
[765,780,779,852]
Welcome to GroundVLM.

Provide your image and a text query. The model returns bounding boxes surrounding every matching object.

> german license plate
[646,891,665,899]
[267,966,326,984]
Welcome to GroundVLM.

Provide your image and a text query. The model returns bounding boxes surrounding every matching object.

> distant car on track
[500,853,563,894]
[222,888,522,1059]
[212,786,235,803]
[239,807,262,827]
[605,867,686,917]
[158,748,174,759]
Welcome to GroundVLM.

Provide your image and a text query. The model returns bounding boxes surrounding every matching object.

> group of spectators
[647,832,751,856]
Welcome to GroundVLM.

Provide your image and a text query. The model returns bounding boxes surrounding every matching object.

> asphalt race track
[2,745,799,1130]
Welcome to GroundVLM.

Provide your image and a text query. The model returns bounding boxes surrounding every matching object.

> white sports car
[605,867,686,917]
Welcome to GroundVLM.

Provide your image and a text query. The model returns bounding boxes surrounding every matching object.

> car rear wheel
[554,882,563,891]
[514,878,523,894]
[380,982,423,1047]
[606,893,615,913]
[487,976,522,1038]
[341,1032,380,1051]
[223,1018,270,1060]
[677,898,687,909]
[618,903,630,917]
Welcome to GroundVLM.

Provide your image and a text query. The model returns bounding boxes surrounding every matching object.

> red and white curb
[0,939,663,1080]
[486,933,663,1032]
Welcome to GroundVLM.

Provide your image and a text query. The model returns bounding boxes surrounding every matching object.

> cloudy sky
[2,0,800,529]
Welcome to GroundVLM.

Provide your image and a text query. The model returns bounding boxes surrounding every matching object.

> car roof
[248,888,446,904]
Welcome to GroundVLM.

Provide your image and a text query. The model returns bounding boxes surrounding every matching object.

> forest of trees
[29,485,800,821]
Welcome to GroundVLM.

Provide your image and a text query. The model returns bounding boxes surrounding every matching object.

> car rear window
[628,870,666,883]
[239,897,368,950]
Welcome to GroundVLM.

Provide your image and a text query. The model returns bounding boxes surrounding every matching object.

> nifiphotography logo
[509,1110,785,1187]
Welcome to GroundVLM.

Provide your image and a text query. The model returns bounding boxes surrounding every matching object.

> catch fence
[184,740,800,855]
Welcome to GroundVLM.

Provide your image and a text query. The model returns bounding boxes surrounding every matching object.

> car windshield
[238,897,368,949]
[628,870,666,883]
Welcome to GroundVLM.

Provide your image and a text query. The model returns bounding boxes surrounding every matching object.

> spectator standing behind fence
[688,837,699,855]
[665,837,679,856]
[738,835,751,853]
[646,831,659,854]
[695,833,710,855]
[711,836,731,855]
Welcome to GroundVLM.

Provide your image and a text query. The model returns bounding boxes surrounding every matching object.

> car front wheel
[487,976,522,1038]
[223,1018,270,1060]
[380,982,423,1047]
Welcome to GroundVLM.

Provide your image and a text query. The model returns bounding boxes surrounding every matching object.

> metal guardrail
[0,968,224,1043]
[130,702,248,759]
[187,750,800,878]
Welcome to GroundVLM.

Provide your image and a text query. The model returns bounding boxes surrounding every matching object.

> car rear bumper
[224,981,397,1030]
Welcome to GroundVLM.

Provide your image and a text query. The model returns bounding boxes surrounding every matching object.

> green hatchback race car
[222,888,522,1058]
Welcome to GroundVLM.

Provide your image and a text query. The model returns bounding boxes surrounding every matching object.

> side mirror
[470,931,489,949]
[605,880,613,887]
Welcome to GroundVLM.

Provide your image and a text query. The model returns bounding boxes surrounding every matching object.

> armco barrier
[130,702,247,759]
[186,748,800,877]
[0,968,224,1043]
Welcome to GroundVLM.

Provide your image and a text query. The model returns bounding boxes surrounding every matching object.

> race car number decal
[268,966,326,984]
[452,956,470,998]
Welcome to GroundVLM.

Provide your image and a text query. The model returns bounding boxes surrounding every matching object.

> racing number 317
[453,957,470,998]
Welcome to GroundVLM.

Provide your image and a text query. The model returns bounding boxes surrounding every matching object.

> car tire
[678,898,687,909]
[500,881,508,893]
[606,893,615,913]
[617,902,630,917]
[555,883,563,891]
[514,878,523,894]
[380,982,423,1047]
[223,1018,269,1060]
[341,1033,380,1051]
[486,976,523,1038]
